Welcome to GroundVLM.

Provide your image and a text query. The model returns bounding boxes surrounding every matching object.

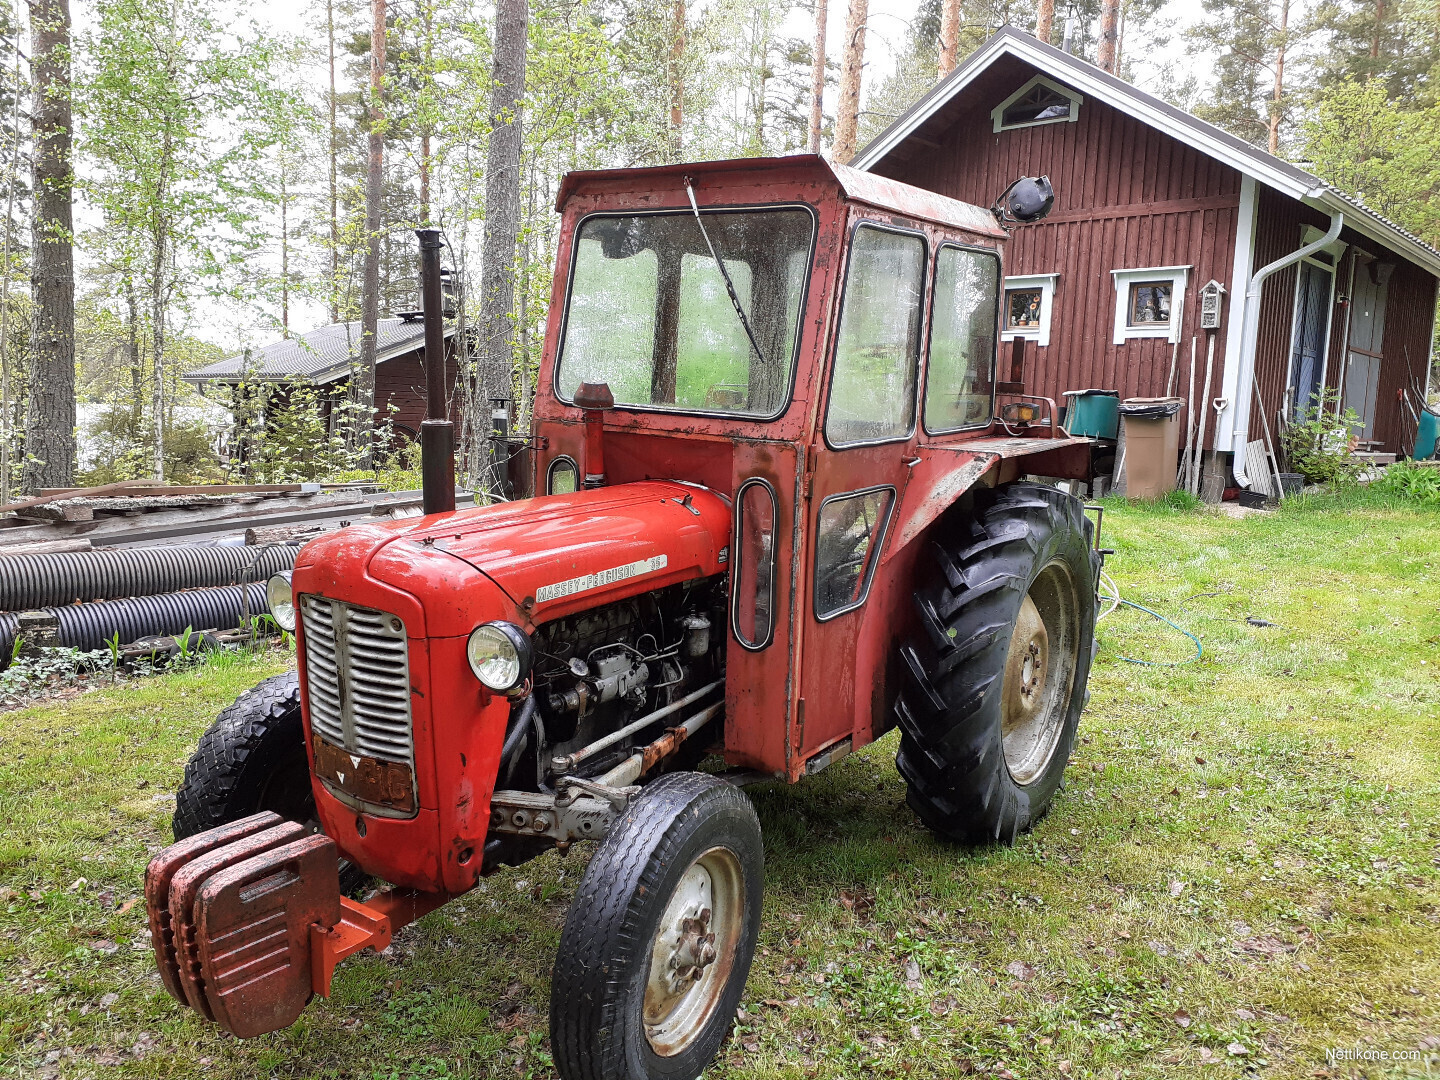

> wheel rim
[643,845,744,1057]
[1001,558,1079,785]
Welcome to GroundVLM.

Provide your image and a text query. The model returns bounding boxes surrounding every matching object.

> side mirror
[992,176,1055,225]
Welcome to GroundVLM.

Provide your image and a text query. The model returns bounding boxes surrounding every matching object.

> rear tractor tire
[173,670,366,893]
[550,772,764,1080]
[895,483,1099,844]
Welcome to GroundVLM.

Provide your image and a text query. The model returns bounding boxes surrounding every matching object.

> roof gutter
[1230,207,1342,488]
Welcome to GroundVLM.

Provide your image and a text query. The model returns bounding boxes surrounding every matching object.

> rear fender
[882,437,1091,567]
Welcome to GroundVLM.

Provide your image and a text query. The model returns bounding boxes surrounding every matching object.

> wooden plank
[0,479,158,516]
[0,538,94,555]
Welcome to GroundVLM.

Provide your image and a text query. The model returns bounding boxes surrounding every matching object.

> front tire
[173,670,366,892]
[895,483,1098,844]
[550,773,764,1080]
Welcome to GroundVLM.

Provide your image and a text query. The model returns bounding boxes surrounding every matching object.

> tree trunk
[126,278,141,430]
[419,0,433,224]
[280,169,290,334]
[479,0,528,436]
[23,0,75,493]
[150,187,167,480]
[668,0,685,158]
[1097,0,1120,73]
[1370,0,1384,62]
[0,29,22,504]
[832,0,867,164]
[327,0,339,324]
[809,0,827,153]
[1268,0,1288,155]
[357,0,386,466]
[1035,0,1054,44]
[938,0,960,77]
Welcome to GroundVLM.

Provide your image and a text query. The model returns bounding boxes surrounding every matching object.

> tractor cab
[530,155,1086,780]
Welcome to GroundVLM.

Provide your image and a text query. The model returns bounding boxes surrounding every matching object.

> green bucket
[1064,390,1120,440]
[1416,408,1440,460]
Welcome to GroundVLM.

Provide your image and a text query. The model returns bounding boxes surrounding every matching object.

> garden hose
[1097,571,1203,667]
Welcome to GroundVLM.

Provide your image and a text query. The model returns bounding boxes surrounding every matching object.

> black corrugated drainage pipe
[0,581,270,660]
[0,543,297,612]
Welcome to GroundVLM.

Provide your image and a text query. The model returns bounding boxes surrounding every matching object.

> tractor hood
[296,481,733,637]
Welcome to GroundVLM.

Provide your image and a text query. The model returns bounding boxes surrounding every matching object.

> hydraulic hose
[499,694,537,787]
[0,581,270,660]
[0,543,298,612]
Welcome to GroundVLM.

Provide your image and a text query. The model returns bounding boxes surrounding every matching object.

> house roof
[183,318,455,386]
[555,154,1006,239]
[852,26,1440,278]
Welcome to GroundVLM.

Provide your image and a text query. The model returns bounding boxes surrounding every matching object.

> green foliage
[1279,387,1365,484]
[1371,460,1440,504]
[77,401,226,486]
[1299,78,1440,250]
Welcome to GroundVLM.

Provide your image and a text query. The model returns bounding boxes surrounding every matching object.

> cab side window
[925,245,1000,433]
[824,225,926,446]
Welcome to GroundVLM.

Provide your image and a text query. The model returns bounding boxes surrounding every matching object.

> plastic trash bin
[1416,408,1439,460]
[1062,389,1120,440]
[1118,397,1184,499]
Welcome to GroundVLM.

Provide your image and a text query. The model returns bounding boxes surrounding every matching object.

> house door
[1342,263,1389,440]
[1288,260,1334,419]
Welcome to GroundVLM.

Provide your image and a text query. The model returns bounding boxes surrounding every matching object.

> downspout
[1231,207,1343,488]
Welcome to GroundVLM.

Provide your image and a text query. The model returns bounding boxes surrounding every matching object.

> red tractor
[147,155,1099,1079]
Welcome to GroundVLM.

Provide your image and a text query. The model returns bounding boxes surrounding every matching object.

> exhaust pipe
[416,228,456,515]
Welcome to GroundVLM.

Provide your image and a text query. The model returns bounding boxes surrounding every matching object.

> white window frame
[1000,273,1058,348]
[992,74,1083,133]
[1111,265,1191,344]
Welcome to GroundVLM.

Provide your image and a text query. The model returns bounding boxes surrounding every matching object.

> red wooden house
[853,27,1439,491]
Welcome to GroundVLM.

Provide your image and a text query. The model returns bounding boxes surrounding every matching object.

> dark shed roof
[184,318,455,385]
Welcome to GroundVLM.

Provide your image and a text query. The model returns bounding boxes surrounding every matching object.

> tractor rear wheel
[895,483,1098,844]
[173,670,366,892]
[550,772,764,1080]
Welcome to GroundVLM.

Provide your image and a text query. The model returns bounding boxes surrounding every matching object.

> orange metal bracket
[310,888,459,997]
[311,898,392,997]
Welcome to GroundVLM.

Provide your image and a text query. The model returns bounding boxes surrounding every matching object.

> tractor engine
[518,578,728,790]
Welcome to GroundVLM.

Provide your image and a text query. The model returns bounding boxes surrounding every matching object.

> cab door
[795,219,931,764]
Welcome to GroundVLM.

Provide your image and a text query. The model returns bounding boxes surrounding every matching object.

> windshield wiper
[684,176,768,370]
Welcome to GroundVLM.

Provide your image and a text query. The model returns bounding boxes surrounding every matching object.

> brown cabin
[854,28,1439,490]
[184,317,461,444]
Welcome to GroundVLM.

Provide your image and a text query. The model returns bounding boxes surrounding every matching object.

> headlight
[467,621,533,692]
[266,572,296,632]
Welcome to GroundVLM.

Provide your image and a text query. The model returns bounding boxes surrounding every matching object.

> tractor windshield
[556,207,815,418]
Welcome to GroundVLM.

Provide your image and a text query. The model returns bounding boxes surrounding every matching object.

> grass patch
[1,498,1437,1078]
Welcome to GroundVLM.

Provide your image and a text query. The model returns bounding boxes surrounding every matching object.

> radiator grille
[300,595,413,770]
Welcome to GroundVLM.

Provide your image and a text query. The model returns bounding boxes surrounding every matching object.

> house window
[1111,266,1190,344]
[1127,282,1172,327]
[1000,273,1058,347]
[991,75,1083,133]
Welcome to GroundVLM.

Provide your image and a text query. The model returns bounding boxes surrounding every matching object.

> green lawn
[1,492,1437,1079]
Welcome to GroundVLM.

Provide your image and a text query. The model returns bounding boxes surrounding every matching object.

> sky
[205,0,1195,353]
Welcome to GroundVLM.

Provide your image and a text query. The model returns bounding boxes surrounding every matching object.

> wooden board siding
[871,53,1243,443]
[1247,185,1437,453]
[1376,260,1438,453]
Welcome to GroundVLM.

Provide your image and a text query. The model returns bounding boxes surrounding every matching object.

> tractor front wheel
[895,483,1099,844]
[172,670,366,893]
[550,772,764,1080]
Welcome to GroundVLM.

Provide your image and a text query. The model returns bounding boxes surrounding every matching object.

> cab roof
[555,153,1006,240]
